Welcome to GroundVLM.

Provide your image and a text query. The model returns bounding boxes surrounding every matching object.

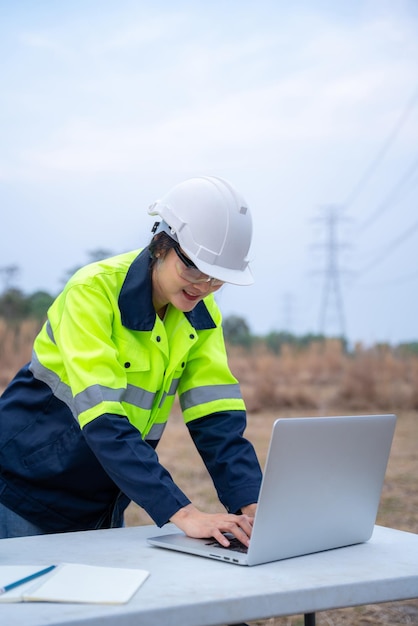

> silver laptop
[148,414,396,566]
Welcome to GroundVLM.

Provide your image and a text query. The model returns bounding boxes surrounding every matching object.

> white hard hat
[148,176,254,285]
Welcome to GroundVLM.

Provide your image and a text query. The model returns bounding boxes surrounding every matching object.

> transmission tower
[0,265,20,292]
[315,205,348,338]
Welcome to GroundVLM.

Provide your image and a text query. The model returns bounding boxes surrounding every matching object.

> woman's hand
[170,504,255,548]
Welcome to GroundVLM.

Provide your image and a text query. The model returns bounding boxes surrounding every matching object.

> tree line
[1,288,417,356]
[1,252,417,354]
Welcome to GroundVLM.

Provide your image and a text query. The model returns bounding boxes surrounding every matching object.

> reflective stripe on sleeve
[46,320,56,344]
[145,422,167,440]
[29,352,77,417]
[179,383,242,412]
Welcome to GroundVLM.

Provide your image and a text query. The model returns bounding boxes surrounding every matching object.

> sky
[1,0,418,346]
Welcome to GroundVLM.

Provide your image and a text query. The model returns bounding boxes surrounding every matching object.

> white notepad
[0,563,149,604]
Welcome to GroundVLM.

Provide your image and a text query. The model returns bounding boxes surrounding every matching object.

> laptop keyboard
[205,537,248,553]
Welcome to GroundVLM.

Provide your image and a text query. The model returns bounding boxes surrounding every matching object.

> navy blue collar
[118,248,216,331]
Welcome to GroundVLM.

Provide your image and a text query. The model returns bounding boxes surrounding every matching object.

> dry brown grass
[1,321,417,624]
[228,341,418,415]
[0,318,41,389]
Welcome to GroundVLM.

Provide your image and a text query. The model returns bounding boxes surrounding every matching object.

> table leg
[227,613,315,626]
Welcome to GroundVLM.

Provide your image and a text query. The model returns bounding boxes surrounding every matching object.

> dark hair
[148,231,177,270]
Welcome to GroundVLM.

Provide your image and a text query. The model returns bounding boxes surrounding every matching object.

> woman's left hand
[170,504,255,548]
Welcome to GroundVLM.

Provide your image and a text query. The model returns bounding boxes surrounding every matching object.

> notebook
[148,413,396,566]
[0,563,149,603]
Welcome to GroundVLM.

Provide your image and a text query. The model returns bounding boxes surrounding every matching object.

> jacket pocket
[22,422,83,476]
[116,338,151,373]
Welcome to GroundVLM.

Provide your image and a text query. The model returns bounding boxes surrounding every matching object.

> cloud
[19,32,63,52]
[4,4,416,181]
[1,1,418,342]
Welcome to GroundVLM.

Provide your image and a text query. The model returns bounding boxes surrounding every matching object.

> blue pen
[0,565,57,595]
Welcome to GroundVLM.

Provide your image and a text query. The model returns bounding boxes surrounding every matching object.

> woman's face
[152,248,222,315]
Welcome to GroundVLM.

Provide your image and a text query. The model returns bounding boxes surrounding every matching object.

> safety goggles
[173,246,223,287]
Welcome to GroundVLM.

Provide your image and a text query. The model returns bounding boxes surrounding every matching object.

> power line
[358,218,418,278]
[352,269,418,289]
[358,155,418,233]
[344,84,418,209]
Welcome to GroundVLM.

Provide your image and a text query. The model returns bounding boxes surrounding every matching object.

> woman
[0,176,262,547]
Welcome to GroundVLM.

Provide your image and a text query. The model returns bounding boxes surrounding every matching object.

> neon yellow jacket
[0,248,262,530]
[33,248,245,432]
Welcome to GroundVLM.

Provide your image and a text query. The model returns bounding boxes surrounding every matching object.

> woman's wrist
[240,503,257,517]
[170,503,197,524]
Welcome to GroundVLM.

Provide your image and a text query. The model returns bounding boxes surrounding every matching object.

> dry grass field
[1,320,417,624]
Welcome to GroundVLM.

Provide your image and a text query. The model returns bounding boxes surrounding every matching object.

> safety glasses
[173,246,223,287]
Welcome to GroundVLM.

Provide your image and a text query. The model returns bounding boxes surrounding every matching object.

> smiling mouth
[183,289,201,301]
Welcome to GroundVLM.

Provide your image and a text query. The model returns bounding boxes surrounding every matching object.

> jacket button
[124,362,131,368]
[189,334,195,340]
[181,362,185,368]
[156,336,161,342]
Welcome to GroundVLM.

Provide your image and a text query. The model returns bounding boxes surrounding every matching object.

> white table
[1,524,417,626]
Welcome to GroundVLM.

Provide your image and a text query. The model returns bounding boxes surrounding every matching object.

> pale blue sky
[1,0,418,345]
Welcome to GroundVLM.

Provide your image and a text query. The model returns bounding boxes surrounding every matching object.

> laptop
[147,414,397,566]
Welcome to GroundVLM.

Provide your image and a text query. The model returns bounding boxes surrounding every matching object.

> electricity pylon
[315,205,348,338]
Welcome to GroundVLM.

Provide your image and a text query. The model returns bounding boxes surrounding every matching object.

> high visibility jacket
[0,248,262,532]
